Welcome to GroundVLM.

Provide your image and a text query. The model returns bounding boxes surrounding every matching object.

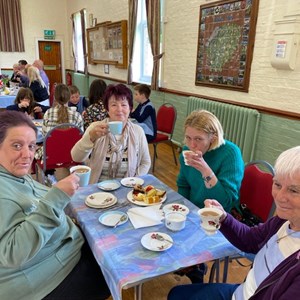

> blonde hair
[27,66,46,88]
[184,109,224,150]
[54,84,71,124]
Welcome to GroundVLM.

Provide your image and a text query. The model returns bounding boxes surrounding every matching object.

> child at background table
[130,84,157,142]
[6,87,49,119]
[68,85,89,114]
[35,84,84,185]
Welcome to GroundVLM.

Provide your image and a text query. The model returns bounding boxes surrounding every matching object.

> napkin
[127,205,164,229]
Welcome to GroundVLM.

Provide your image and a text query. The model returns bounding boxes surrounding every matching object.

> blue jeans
[168,283,239,300]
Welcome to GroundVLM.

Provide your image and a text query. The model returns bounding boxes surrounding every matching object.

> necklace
[276,230,300,243]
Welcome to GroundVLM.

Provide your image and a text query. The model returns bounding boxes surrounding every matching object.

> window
[72,10,86,72]
[132,0,164,84]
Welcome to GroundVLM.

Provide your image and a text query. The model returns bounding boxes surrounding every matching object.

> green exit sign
[44,30,56,40]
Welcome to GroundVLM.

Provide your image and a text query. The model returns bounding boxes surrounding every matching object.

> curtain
[127,0,138,84]
[80,9,88,75]
[0,0,25,52]
[145,0,163,90]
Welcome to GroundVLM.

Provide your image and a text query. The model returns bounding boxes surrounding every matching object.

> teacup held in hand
[198,207,223,235]
[70,165,91,187]
[109,121,123,135]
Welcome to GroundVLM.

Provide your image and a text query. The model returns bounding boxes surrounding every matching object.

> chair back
[156,103,177,137]
[239,160,275,222]
[42,123,83,171]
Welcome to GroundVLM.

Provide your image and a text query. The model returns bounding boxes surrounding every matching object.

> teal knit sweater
[177,140,244,212]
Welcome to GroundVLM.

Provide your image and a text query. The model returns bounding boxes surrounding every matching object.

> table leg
[134,283,143,300]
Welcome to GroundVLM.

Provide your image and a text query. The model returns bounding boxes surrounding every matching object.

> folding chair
[35,123,83,185]
[149,103,177,172]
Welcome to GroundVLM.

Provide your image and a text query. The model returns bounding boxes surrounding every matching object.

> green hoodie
[0,166,84,300]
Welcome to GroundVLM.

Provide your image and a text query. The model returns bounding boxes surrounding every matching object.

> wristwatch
[202,172,215,183]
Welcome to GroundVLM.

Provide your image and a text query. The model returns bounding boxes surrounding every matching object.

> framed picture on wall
[195,0,259,92]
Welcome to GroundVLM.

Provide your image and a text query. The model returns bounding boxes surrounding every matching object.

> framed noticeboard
[195,0,259,92]
[87,20,128,69]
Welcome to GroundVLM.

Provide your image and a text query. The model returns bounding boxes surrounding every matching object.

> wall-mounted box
[271,18,300,70]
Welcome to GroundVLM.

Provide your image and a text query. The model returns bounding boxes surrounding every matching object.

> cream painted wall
[0,0,69,70]
[162,0,300,114]
[1,0,299,114]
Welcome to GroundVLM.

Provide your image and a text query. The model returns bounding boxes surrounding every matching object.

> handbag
[231,203,263,227]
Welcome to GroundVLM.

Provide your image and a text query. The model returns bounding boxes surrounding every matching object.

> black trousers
[43,242,111,300]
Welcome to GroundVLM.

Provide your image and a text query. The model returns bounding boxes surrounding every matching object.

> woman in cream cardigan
[71,83,151,183]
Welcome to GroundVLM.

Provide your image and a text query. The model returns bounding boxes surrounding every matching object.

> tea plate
[121,177,144,187]
[127,190,167,206]
[99,211,128,227]
[98,180,121,191]
[85,192,117,208]
[141,232,173,251]
[162,203,190,216]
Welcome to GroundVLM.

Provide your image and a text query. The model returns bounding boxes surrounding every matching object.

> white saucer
[121,177,144,187]
[141,232,173,251]
[85,192,117,208]
[127,190,167,206]
[162,203,190,216]
[99,211,128,227]
[98,180,121,191]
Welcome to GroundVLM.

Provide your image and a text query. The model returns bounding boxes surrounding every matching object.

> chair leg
[152,144,157,173]
[170,142,178,166]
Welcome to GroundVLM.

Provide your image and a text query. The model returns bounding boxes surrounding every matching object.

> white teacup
[165,212,186,231]
[70,165,91,187]
[109,121,123,135]
[198,207,223,235]
[69,106,77,112]
[182,150,195,166]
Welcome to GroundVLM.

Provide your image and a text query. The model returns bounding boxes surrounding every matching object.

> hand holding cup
[198,207,223,235]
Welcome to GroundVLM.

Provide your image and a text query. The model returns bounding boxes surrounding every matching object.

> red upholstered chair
[149,103,177,172]
[34,123,83,185]
[209,160,275,283]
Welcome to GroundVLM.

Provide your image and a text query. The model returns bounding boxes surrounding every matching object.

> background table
[66,174,239,300]
[0,95,15,108]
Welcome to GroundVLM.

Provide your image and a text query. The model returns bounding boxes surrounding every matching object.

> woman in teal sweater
[177,110,244,212]
[0,111,110,300]
[176,110,244,283]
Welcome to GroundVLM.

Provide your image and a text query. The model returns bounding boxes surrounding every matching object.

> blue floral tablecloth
[66,174,239,300]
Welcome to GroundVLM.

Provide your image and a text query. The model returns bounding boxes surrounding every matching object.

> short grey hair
[274,146,300,178]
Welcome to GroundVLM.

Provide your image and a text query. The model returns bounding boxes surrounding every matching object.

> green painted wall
[70,72,300,166]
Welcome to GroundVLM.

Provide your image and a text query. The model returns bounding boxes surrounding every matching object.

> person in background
[27,66,49,106]
[18,59,28,71]
[82,79,108,130]
[130,84,157,142]
[71,83,151,183]
[10,63,21,83]
[169,146,300,300]
[36,84,84,185]
[175,109,244,283]
[17,61,30,87]
[6,87,49,119]
[0,110,111,300]
[68,85,89,114]
[33,59,50,90]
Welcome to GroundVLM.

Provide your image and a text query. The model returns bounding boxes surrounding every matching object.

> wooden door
[38,41,62,87]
